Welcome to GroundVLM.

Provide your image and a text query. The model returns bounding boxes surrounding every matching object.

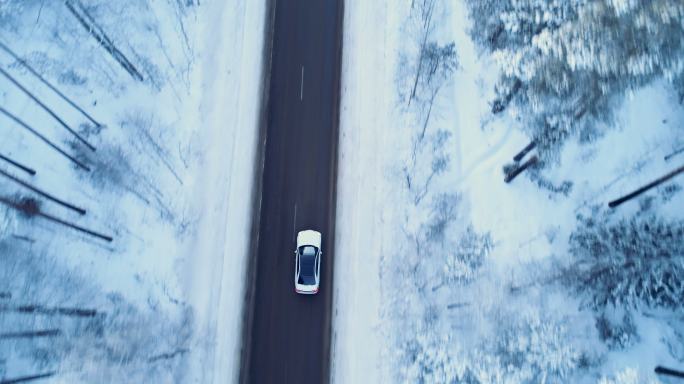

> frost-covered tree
[0,0,25,18]
[410,41,459,106]
[565,214,684,310]
[468,312,584,384]
[433,226,492,290]
[398,330,464,384]
[466,0,684,162]
[598,367,655,384]
[675,72,684,104]
[466,0,583,52]
[595,311,639,350]
[0,245,192,382]
[403,0,459,111]
[423,192,460,242]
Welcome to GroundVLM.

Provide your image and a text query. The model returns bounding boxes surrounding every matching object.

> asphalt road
[240,0,343,383]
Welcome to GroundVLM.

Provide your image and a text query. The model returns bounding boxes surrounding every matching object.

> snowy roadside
[331,0,400,382]
[180,0,267,382]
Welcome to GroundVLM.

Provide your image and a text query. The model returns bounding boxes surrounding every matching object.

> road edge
[238,0,277,382]
[322,0,345,383]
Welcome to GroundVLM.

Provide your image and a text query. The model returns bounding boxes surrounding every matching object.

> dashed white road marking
[300,66,304,101]
[293,203,298,241]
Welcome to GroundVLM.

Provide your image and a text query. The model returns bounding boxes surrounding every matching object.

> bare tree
[147,348,189,363]
[0,40,103,128]
[0,329,61,339]
[664,146,684,161]
[64,0,144,82]
[0,107,91,171]
[0,153,35,176]
[0,304,96,317]
[408,0,436,105]
[0,196,111,242]
[0,168,86,215]
[0,372,56,384]
[608,164,684,208]
[0,67,95,151]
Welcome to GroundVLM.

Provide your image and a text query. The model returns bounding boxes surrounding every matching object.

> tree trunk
[64,0,144,82]
[0,107,91,171]
[608,165,684,208]
[505,155,538,183]
[0,67,95,151]
[655,366,684,379]
[408,0,435,106]
[0,372,56,384]
[513,140,536,162]
[0,153,35,176]
[446,302,470,310]
[0,329,61,339]
[419,86,439,141]
[148,348,189,363]
[664,147,684,161]
[11,235,35,243]
[409,48,425,106]
[0,41,103,128]
[0,304,97,317]
[0,196,111,242]
[0,168,86,215]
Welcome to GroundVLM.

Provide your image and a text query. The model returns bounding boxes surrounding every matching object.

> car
[294,229,322,294]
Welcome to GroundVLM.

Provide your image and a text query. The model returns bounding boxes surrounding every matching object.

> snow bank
[331,0,400,382]
[181,0,267,382]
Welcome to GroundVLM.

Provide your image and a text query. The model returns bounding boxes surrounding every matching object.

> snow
[182,0,266,382]
[331,0,401,382]
[2,0,683,381]
[333,0,684,382]
[0,0,265,381]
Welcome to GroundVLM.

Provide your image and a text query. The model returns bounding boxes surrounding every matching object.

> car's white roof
[297,229,321,248]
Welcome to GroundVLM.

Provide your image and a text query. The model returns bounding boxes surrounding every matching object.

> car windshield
[298,246,317,285]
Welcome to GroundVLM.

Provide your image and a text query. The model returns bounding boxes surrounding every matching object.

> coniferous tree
[565,214,684,310]
[466,0,684,162]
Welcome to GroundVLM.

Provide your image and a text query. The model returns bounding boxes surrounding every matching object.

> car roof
[299,252,316,282]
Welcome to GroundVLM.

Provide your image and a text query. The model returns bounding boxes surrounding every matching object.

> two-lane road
[240,0,343,383]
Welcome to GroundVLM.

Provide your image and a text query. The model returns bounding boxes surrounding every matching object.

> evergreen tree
[438,226,492,288]
[566,214,684,310]
[466,0,684,162]
[468,312,584,384]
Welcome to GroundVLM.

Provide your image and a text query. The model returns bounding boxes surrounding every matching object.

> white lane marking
[293,203,298,242]
[300,66,304,101]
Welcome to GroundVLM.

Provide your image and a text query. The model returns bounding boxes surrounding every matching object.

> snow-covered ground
[183,0,266,382]
[333,0,684,383]
[331,1,400,382]
[0,0,265,382]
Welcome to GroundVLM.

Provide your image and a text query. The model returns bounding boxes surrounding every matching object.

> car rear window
[298,246,317,284]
